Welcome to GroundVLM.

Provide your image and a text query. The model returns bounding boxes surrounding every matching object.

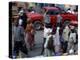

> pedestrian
[12,17,18,58]
[53,27,61,56]
[25,21,35,50]
[40,12,52,55]
[41,24,52,55]
[18,7,27,30]
[44,31,54,56]
[62,25,70,53]
[67,25,77,54]
[13,20,25,58]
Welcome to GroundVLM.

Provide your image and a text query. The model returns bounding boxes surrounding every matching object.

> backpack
[47,35,54,51]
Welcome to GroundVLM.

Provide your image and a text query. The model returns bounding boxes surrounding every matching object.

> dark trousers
[14,41,22,56]
[63,41,68,53]
[41,38,46,55]
[14,41,28,56]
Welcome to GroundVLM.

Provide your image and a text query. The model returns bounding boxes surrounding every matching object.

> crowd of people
[11,6,78,58]
[41,13,78,56]
[12,7,36,58]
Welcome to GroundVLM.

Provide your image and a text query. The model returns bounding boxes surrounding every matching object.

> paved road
[28,30,44,57]
[12,24,44,58]
[21,30,44,58]
[12,26,78,58]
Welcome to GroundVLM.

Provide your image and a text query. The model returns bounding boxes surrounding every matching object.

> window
[46,10,60,15]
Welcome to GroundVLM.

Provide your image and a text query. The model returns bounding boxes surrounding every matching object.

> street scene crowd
[10,2,78,58]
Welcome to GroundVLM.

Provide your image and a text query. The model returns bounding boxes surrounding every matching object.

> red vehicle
[43,7,78,27]
[26,12,44,30]
[26,6,78,30]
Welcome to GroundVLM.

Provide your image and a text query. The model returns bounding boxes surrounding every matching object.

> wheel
[63,20,70,26]
[33,21,42,30]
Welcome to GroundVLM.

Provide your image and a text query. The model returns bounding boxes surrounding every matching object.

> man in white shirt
[41,25,52,55]
[44,26,52,39]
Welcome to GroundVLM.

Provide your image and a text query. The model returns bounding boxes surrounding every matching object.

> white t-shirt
[44,27,52,38]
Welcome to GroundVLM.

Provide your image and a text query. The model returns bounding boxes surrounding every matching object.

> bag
[47,36,54,51]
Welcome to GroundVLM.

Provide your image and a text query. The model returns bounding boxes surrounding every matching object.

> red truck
[26,6,78,30]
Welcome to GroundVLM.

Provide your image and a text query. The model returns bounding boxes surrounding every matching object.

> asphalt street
[12,26,78,58]
[19,30,44,58]
[28,30,44,57]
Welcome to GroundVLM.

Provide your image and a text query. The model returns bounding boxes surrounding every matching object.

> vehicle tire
[63,20,70,26]
[33,21,42,30]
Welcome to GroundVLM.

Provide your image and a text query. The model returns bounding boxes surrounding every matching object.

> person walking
[62,25,70,53]
[18,7,27,30]
[13,21,25,58]
[41,24,52,55]
[67,25,77,54]
[53,27,61,56]
[41,9,52,55]
[44,31,54,56]
[25,21,35,50]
